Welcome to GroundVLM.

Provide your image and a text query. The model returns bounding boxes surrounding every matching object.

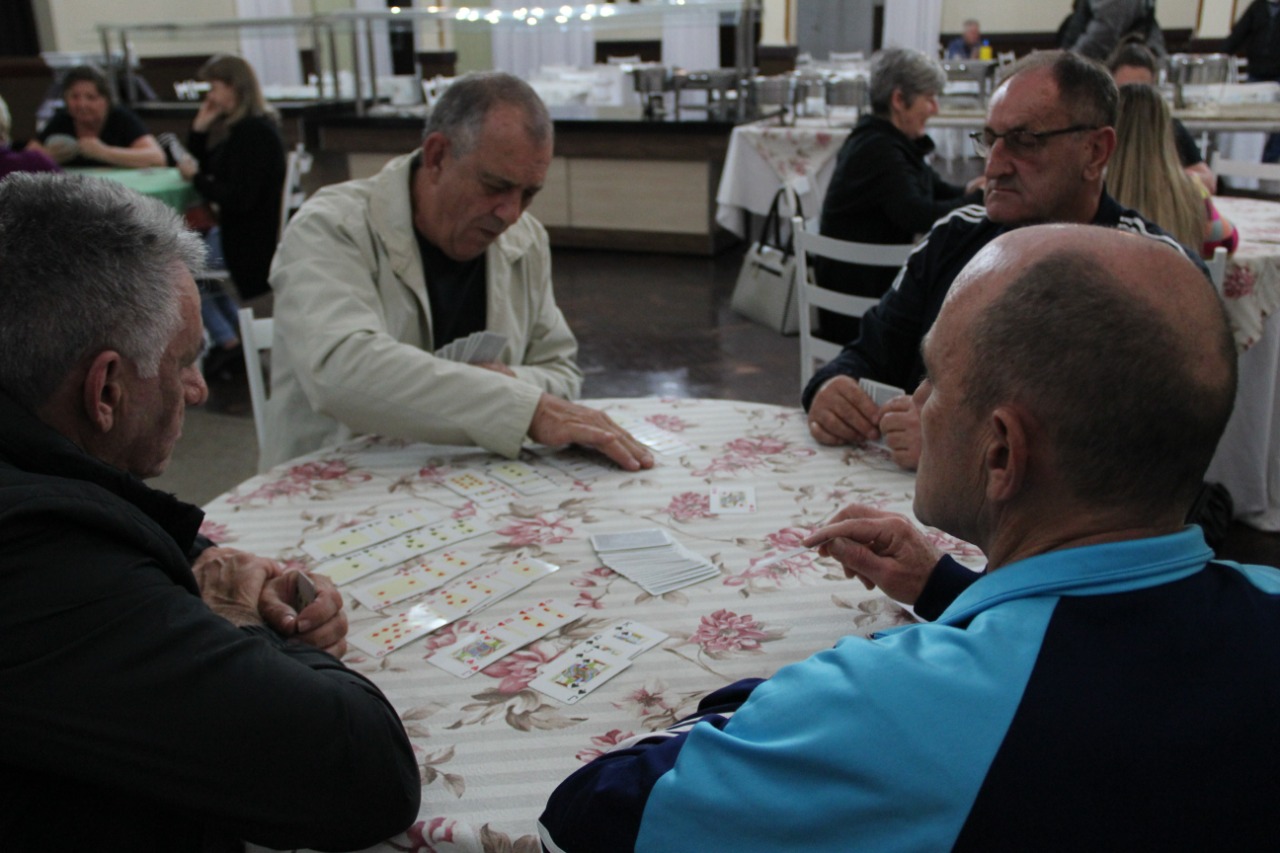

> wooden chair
[791,216,914,388]
[237,307,274,451]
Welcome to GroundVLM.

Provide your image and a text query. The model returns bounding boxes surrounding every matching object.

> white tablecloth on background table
[206,398,983,852]
[1206,196,1280,528]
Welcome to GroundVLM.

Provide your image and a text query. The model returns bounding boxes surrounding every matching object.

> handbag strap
[759,188,805,256]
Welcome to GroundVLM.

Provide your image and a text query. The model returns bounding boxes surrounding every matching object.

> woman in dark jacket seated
[816,47,983,343]
[30,65,165,168]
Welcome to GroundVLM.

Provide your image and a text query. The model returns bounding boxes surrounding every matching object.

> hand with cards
[876,392,922,471]
[262,571,350,658]
[807,374,905,448]
[591,529,719,596]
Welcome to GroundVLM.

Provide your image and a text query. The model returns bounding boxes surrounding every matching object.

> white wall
[940,0,1202,35]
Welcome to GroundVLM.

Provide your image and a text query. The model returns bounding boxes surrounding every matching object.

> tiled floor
[154,244,1280,568]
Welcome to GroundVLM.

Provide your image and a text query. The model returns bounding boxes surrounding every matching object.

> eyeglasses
[969,125,1099,158]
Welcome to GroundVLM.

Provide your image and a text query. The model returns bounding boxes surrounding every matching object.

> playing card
[349,551,477,611]
[530,645,633,704]
[348,604,448,658]
[466,331,507,363]
[501,598,579,640]
[583,620,668,659]
[536,446,612,480]
[859,377,907,407]
[428,597,579,678]
[293,572,317,611]
[710,485,757,514]
[428,626,522,677]
[591,529,673,552]
[614,416,691,454]
[301,508,440,559]
[314,518,490,587]
[486,459,557,495]
[443,471,516,506]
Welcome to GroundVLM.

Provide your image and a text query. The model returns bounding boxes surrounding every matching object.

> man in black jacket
[0,173,421,852]
[803,50,1203,471]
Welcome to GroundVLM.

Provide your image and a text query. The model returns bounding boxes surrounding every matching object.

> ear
[1084,126,1117,182]
[82,350,123,434]
[984,405,1028,504]
[890,87,907,113]
[420,131,450,175]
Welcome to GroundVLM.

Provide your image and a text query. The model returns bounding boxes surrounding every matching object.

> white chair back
[792,215,914,388]
[1209,151,1280,193]
[1205,245,1228,293]
[237,307,274,451]
[279,143,313,241]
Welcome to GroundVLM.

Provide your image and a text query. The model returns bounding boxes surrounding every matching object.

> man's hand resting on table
[529,393,654,471]
[803,505,941,605]
[193,547,350,657]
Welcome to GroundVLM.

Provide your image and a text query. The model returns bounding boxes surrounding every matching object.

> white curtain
[882,0,943,55]
[235,0,303,87]
[490,0,595,79]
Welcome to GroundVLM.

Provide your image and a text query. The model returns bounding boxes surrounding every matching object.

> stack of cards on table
[428,598,581,677]
[434,330,507,364]
[529,620,668,704]
[591,529,719,595]
[348,558,559,657]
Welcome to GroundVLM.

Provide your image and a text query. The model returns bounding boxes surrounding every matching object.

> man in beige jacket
[264,72,652,472]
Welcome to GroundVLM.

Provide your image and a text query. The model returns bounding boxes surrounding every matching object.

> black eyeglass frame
[969,124,1100,157]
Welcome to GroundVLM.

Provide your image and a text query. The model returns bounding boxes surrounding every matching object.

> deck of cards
[435,330,507,364]
[591,529,719,596]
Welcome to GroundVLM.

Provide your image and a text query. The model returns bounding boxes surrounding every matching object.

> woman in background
[179,53,285,302]
[30,65,164,168]
[816,47,983,342]
[1110,83,1237,259]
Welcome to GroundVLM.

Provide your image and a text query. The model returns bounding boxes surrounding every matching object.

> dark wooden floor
[184,244,1280,568]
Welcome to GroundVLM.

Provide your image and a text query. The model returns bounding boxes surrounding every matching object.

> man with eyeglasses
[802,50,1205,473]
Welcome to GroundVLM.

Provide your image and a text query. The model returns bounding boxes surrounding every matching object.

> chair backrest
[1209,150,1280,190]
[237,307,274,451]
[1205,245,1228,293]
[792,215,914,388]
[279,143,314,241]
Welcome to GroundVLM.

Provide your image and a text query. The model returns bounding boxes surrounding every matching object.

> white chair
[279,142,313,240]
[792,215,914,387]
[1206,245,1229,293]
[237,307,274,451]
[1209,150,1280,195]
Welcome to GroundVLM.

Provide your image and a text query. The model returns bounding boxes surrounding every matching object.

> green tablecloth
[67,167,199,213]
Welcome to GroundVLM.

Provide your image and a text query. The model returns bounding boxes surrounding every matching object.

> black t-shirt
[416,232,487,350]
[39,106,150,167]
[1172,118,1204,169]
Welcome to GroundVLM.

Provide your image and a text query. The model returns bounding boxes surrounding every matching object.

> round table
[203,397,984,853]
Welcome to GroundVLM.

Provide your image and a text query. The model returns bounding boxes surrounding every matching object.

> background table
[204,398,983,853]
[66,166,198,213]
[1207,196,1280,529]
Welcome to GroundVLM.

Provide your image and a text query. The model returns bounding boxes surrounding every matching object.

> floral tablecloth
[206,398,983,853]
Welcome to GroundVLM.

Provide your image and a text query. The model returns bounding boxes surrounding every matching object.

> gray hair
[869,48,947,117]
[965,249,1236,515]
[423,71,552,156]
[0,93,10,145]
[998,50,1118,128]
[0,173,206,410]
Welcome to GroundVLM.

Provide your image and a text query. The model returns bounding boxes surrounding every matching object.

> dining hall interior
[5,0,1280,849]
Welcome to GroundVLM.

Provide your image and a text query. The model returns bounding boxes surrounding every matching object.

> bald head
[940,225,1235,515]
